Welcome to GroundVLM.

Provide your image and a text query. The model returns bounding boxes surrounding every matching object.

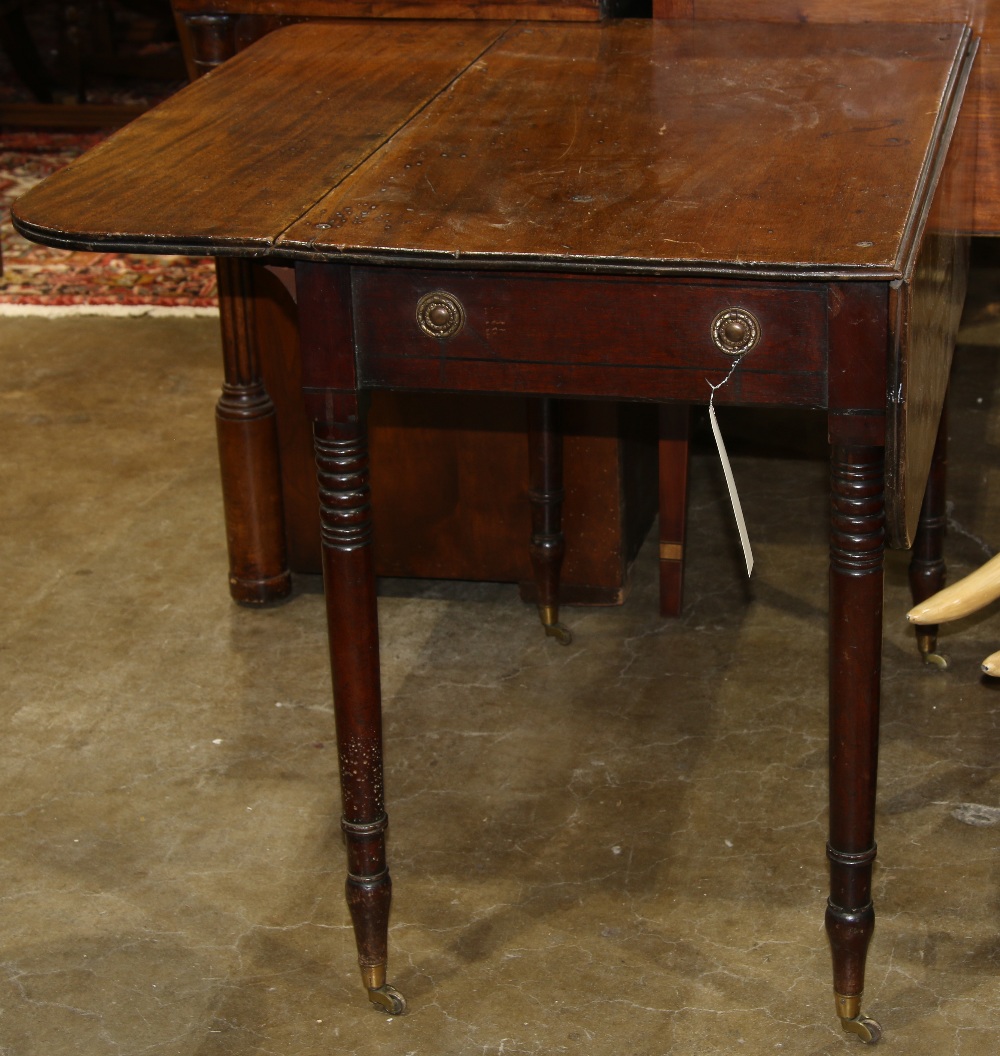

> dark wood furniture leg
[298,263,403,1013]
[313,407,404,1014]
[183,16,292,604]
[527,397,572,644]
[826,442,884,1045]
[908,408,948,667]
[215,258,292,604]
[658,403,690,617]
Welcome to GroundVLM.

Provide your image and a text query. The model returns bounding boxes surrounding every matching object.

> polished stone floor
[1,267,999,1055]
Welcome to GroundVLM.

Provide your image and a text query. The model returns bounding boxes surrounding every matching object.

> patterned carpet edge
[1,131,218,313]
[0,302,218,317]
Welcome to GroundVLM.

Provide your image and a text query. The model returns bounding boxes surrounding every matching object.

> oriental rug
[0,131,218,316]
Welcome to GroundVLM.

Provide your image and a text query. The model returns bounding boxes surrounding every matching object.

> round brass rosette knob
[416,291,466,339]
[711,307,761,356]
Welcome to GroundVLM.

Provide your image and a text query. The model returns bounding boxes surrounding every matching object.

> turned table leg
[908,409,948,667]
[313,406,404,1015]
[527,397,571,644]
[215,258,292,605]
[183,22,292,606]
[826,444,884,1044]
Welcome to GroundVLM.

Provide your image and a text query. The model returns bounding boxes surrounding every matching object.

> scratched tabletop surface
[14,19,970,279]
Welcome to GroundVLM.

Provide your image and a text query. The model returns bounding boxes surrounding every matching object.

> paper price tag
[708,403,754,576]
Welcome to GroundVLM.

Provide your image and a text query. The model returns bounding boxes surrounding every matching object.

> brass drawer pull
[416,291,466,339]
[711,307,760,356]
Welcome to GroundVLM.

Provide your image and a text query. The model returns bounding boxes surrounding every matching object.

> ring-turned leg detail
[827,444,885,1043]
[315,416,404,1013]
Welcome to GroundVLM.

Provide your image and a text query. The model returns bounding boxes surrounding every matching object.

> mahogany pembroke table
[13,18,976,1042]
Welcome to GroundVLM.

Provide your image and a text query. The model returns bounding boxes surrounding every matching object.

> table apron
[352,268,830,407]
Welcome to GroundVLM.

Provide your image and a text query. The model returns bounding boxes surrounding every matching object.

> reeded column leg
[527,397,571,644]
[314,410,404,1015]
[215,258,292,605]
[184,19,290,605]
[827,444,884,1044]
[658,403,690,617]
[908,410,948,668]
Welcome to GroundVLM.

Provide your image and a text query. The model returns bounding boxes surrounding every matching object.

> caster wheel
[544,621,573,646]
[368,983,407,1015]
[841,1014,882,1044]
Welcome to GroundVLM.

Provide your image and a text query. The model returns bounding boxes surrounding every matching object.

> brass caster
[361,965,406,1015]
[836,993,881,1044]
[840,1014,882,1044]
[544,621,573,646]
[538,604,573,646]
[916,630,947,670]
[368,983,407,1015]
[921,650,948,670]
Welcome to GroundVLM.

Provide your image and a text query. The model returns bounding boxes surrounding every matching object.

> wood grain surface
[13,20,511,254]
[655,1,998,234]
[15,19,971,280]
[283,21,971,277]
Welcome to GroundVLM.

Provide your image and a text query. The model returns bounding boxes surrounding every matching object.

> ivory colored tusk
[982,649,1000,676]
[906,552,1000,624]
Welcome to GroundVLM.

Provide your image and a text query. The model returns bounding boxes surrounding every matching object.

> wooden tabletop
[13,19,973,283]
[656,2,998,235]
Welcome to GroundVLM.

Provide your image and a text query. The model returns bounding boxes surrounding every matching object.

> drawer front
[353,269,829,407]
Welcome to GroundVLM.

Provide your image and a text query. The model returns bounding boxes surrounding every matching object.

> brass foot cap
[836,996,882,1044]
[361,965,406,1014]
[835,993,861,1021]
[916,632,948,669]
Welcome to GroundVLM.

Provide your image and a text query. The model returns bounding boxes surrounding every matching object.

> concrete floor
[1,270,999,1055]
